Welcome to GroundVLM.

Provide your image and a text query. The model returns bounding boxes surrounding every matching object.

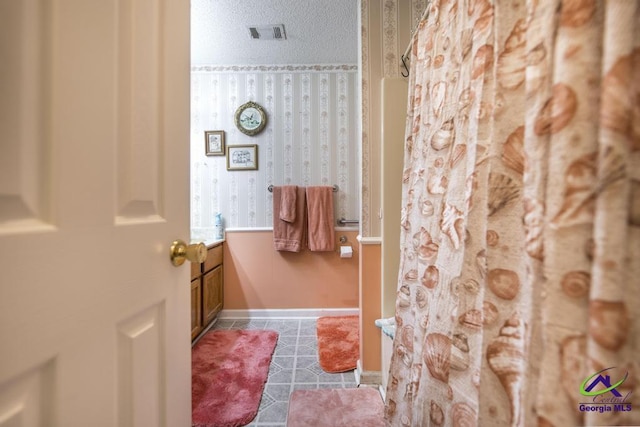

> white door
[0,1,191,426]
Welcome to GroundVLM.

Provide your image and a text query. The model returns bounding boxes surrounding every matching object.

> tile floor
[209,318,359,427]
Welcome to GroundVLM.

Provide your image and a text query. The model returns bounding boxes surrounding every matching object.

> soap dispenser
[214,213,224,240]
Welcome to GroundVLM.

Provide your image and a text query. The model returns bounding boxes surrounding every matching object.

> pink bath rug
[286,387,385,426]
[192,329,278,427]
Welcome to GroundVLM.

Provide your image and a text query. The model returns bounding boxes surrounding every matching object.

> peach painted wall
[359,240,381,371]
[223,230,359,309]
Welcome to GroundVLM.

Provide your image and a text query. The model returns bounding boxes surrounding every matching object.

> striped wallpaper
[190,65,359,234]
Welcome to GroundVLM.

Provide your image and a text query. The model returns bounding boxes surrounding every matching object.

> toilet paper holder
[338,235,353,258]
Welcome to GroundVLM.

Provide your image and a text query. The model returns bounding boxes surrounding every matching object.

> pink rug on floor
[316,315,359,373]
[192,329,278,427]
[286,388,385,427]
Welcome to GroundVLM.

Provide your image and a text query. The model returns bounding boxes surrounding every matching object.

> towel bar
[268,184,339,193]
[337,218,359,226]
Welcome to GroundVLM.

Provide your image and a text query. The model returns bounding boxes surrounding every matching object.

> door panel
[0,0,53,232]
[0,360,55,427]
[117,304,165,427]
[0,1,191,426]
[116,0,164,222]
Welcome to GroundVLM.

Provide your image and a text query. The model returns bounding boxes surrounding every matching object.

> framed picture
[227,145,258,171]
[205,130,225,156]
[234,101,267,136]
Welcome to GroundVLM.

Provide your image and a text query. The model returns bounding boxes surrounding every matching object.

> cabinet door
[191,279,203,340]
[204,244,223,273]
[190,261,201,280]
[202,265,223,326]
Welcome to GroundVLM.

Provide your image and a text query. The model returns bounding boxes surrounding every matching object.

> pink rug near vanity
[192,329,278,427]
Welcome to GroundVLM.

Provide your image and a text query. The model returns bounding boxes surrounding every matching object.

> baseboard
[191,317,218,347]
[355,360,382,387]
[355,360,362,384]
[379,384,387,402]
[218,308,359,319]
[360,370,382,386]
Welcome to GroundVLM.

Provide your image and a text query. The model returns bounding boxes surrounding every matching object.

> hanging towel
[272,186,307,252]
[306,186,336,252]
[279,185,298,223]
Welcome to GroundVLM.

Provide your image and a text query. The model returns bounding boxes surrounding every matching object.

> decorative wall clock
[234,101,267,136]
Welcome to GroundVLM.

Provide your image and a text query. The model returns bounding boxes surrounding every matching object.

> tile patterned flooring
[209,318,359,427]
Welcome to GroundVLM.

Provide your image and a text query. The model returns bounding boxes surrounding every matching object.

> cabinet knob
[170,240,207,266]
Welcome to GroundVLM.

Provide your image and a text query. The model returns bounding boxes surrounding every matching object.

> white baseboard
[379,384,387,402]
[218,308,359,319]
[355,359,382,387]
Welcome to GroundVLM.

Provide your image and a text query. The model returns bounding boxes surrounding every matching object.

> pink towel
[279,185,298,223]
[272,186,307,252]
[306,186,335,252]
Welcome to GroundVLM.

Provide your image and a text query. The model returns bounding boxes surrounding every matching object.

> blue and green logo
[580,368,628,397]
[578,367,632,414]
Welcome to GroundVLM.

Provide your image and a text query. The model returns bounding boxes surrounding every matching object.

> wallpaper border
[192,64,358,73]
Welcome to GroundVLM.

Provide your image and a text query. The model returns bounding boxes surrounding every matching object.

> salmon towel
[279,185,298,223]
[272,186,307,252]
[306,186,335,251]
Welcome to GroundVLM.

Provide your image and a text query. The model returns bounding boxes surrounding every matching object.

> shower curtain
[385,0,639,426]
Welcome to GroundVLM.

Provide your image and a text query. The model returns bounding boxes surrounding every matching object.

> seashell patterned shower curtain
[385,0,640,426]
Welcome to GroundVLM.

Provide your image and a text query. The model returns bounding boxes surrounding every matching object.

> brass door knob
[170,240,207,266]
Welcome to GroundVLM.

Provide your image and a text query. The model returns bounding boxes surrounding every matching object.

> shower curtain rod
[401,2,431,72]
[267,184,339,192]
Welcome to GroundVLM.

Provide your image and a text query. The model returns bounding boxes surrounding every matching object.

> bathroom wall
[359,239,382,371]
[381,77,407,318]
[190,66,359,235]
[376,77,407,390]
[223,230,359,310]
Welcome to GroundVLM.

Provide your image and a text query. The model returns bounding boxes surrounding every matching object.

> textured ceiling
[191,0,359,65]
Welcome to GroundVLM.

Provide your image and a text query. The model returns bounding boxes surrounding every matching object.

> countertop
[191,238,225,248]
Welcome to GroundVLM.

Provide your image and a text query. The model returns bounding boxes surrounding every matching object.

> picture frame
[204,130,225,156]
[234,101,267,136]
[227,145,258,171]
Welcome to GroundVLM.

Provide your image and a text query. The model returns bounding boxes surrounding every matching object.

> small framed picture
[227,145,258,171]
[205,130,225,156]
[235,101,267,136]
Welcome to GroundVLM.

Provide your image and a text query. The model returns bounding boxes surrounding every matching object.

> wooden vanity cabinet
[202,244,223,325]
[190,242,224,341]
[190,278,202,340]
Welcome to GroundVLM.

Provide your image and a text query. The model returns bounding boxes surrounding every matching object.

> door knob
[170,240,207,266]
